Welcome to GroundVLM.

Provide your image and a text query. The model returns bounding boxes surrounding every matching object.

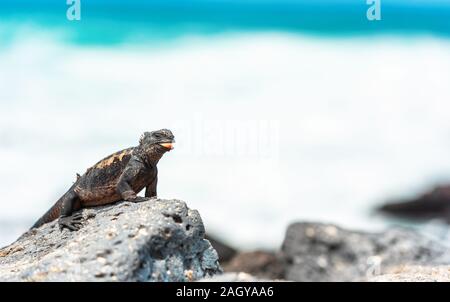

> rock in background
[281,222,450,281]
[221,222,450,282]
[0,199,221,281]
[205,234,237,263]
[378,184,450,222]
[223,250,284,279]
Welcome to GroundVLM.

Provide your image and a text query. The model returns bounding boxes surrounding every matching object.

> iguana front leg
[58,190,83,231]
[145,174,157,198]
[116,157,150,202]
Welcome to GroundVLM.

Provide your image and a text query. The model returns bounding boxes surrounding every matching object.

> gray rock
[281,222,450,282]
[0,199,221,281]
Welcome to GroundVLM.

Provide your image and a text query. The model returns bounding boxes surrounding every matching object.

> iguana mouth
[159,142,174,150]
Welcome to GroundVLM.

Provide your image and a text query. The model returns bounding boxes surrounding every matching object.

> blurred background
[1,0,450,249]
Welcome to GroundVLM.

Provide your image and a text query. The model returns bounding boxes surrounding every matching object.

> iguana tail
[30,197,65,229]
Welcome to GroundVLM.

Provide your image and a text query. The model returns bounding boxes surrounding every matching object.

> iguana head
[139,129,175,153]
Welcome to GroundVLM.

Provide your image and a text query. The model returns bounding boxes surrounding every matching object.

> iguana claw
[59,213,83,231]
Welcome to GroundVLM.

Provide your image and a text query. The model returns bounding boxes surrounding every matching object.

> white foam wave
[1,29,450,248]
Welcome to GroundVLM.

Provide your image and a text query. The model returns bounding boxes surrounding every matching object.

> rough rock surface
[0,199,221,281]
[281,222,450,282]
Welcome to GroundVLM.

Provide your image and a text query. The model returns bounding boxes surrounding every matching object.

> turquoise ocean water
[1,0,450,248]
[1,0,450,45]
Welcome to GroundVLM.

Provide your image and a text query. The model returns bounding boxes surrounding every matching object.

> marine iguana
[31,129,175,231]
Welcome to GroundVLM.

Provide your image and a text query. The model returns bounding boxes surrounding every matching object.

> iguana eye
[154,133,162,138]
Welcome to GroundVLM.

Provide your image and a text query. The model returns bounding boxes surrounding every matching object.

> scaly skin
[31,129,175,231]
